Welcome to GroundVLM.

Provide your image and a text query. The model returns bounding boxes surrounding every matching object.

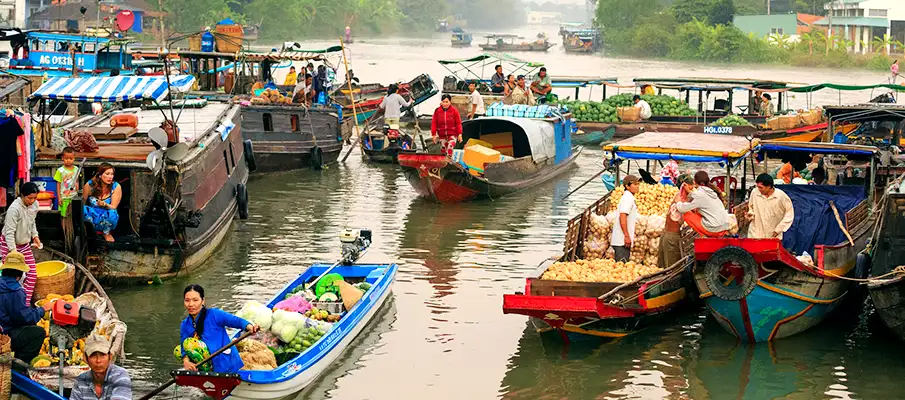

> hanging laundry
[0,115,24,187]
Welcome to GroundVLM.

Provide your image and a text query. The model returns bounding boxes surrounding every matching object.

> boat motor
[339,229,372,265]
[49,300,97,395]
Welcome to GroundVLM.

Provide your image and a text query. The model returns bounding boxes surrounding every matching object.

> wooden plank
[528,277,621,297]
[92,127,138,141]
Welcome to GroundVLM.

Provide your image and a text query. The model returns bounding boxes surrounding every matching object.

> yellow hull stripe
[756,281,846,304]
[644,288,686,309]
[560,325,632,338]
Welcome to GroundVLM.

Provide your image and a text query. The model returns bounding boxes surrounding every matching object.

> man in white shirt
[633,95,652,120]
[747,174,795,239]
[467,81,485,120]
[379,83,413,125]
[610,175,640,262]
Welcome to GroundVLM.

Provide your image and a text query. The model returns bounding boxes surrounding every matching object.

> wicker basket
[0,335,10,399]
[33,263,75,303]
[188,34,202,51]
[215,24,244,53]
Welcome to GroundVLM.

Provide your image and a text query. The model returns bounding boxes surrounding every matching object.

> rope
[823,265,905,284]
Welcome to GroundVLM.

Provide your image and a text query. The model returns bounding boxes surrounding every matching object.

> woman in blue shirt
[180,284,258,373]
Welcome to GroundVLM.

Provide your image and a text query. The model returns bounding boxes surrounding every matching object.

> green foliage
[673,0,734,25]
[163,0,241,33]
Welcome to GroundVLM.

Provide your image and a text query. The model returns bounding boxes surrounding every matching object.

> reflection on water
[110,33,905,399]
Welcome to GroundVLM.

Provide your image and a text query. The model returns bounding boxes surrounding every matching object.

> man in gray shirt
[490,64,505,93]
[379,83,413,125]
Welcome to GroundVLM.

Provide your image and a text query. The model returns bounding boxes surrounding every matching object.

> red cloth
[683,212,728,238]
[430,106,462,139]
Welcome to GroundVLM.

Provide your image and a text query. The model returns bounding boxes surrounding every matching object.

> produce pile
[559,94,697,123]
[249,88,293,105]
[711,115,754,127]
[204,276,374,370]
[541,259,663,283]
[609,183,680,217]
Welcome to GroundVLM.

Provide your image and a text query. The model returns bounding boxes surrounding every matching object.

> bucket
[33,262,75,303]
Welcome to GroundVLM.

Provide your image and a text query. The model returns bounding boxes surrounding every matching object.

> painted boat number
[704,126,733,135]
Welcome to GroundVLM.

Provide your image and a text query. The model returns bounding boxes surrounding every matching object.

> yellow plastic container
[465,138,493,149]
[36,261,67,278]
[462,145,501,176]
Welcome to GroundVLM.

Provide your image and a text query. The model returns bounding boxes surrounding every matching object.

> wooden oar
[340,112,383,163]
[562,166,609,200]
[137,330,255,400]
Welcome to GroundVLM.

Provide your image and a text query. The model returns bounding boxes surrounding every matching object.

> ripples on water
[110,31,905,399]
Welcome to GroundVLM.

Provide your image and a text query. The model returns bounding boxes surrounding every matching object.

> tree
[673,0,734,26]
[768,32,791,50]
[798,31,815,54]
[872,34,895,55]
[163,0,239,33]
[596,0,661,32]
[709,0,735,26]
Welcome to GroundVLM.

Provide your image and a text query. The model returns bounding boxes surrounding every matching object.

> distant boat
[559,23,602,53]
[451,27,472,47]
[479,33,553,52]
[437,19,450,32]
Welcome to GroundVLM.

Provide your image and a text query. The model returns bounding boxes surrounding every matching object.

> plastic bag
[273,296,312,314]
[237,301,273,331]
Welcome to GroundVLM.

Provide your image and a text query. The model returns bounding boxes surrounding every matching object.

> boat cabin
[451,27,473,47]
[478,34,552,52]
[632,77,792,119]
[4,31,132,76]
[559,23,602,53]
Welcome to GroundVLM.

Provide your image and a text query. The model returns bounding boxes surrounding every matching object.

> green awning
[788,83,905,93]
[437,52,543,67]
[634,77,791,89]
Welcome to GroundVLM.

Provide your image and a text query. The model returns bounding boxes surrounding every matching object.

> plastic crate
[310,301,343,314]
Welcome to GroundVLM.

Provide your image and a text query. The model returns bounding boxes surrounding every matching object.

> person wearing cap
[611,175,640,262]
[659,174,693,269]
[70,334,132,400]
[467,81,485,120]
[0,251,49,365]
[379,83,413,126]
[509,75,535,105]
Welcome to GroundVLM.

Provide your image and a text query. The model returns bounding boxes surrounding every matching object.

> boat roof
[31,75,196,103]
[634,77,791,89]
[483,34,521,38]
[438,52,542,66]
[824,104,905,121]
[438,53,543,82]
[759,140,879,156]
[464,116,557,162]
[603,131,757,161]
[550,76,618,88]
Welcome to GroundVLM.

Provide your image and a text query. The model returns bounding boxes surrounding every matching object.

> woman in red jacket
[431,94,463,157]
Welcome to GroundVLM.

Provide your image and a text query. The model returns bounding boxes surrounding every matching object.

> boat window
[223,150,232,177]
[291,114,300,132]
[263,113,273,132]
[83,42,95,53]
[228,142,237,169]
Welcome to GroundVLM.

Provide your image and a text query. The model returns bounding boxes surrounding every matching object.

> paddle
[562,166,608,200]
[137,330,255,400]
[341,112,382,163]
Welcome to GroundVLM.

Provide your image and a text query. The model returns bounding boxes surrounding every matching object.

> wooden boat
[571,125,615,146]
[397,113,580,203]
[451,28,472,47]
[479,34,553,52]
[694,141,879,343]
[502,195,697,342]
[559,24,602,53]
[360,125,418,163]
[240,103,343,170]
[866,178,905,340]
[10,248,126,399]
[0,31,133,77]
[339,74,438,142]
[173,262,398,399]
[30,75,250,283]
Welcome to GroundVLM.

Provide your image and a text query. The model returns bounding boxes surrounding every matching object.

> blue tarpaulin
[759,143,876,156]
[780,184,865,255]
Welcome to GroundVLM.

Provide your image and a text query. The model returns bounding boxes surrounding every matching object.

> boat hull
[869,277,905,340]
[867,191,905,340]
[240,105,343,172]
[571,125,615,146]
[479,43,553,52]
[398,148,581,203]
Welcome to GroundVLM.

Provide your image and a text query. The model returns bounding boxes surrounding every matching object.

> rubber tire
[237,184,249,220]
[855,252,871,280]
[243,140,257,172]
[704,246,758,301]
[310,146,324,170]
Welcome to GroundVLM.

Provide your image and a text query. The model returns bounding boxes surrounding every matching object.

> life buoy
[310,146,324,170]
[704,246,758,301]
[236,184,249,220]
[243,140,257,172]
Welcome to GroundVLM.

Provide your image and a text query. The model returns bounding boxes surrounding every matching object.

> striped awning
[32,75,196,102]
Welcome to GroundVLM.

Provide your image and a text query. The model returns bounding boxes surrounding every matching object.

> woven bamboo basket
[0,335,10,399]
[33,263,76,302]
[188,34,202,51]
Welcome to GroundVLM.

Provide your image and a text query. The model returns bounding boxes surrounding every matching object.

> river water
[110,29,905,399]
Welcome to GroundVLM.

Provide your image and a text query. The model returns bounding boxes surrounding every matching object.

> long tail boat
[694,141,879,342]
[397,109,580,203]
[504,131,760,341]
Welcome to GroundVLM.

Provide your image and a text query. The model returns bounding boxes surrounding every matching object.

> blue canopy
[32,75,196,102]
[758,142,878,157]
[613,151,728,163]
[780,185,865,256]
[217,18,236,25]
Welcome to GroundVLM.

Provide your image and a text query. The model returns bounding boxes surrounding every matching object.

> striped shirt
[0,242,35,305]
[70,364,132,400]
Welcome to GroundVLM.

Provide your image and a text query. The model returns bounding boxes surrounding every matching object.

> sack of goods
[546,183,682,283]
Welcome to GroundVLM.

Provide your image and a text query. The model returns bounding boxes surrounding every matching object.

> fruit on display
[249,88,293,105]
[30,355,53,368]
[541,259,663,283]
[305,307,341,323]
[560,94,697,123]
[711,114,753,127]
[608,183,680,217]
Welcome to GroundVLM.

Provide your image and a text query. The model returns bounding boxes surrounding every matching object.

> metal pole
[869,156,877,217]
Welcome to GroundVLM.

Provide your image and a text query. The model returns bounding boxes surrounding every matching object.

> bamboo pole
[339,37,362,152]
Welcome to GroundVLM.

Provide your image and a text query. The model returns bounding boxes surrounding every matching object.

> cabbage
[253,311,273,331]
[272,309,290,323]
[278,323,298,343]
[270,320,285,335]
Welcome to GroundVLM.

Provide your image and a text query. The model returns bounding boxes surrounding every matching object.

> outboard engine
[339,229,372,265]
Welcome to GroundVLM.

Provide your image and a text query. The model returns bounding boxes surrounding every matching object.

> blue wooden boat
[174,262,397,399]
[694,141,878,343]
[2,31,132,76]
[570,125,615,146]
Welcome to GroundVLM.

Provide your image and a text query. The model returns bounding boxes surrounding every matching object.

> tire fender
[236,184,249,220]
[704,246,758,301]
[243,140,257,172]
[310,146,324,170]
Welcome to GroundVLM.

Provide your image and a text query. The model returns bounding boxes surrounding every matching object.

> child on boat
[54,146,79,217]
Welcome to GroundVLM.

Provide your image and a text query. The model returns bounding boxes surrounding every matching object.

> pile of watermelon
[559,94,697,123]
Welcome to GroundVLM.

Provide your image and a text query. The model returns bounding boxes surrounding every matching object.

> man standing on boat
[530,67,553,103]
[491,65,505,94]
[509,75,536,105]
[611,175,640,263]
[467,81,485,120]
[70,334,132,400]
[747,174,795,239]
[633,95,652,120]
[380,84,413,126]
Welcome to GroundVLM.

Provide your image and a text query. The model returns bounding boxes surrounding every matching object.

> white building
[815,0,905,54]
[527,11,561,25]
[0,0,26,28]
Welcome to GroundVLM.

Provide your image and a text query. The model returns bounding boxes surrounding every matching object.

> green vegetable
[711,114,753,127]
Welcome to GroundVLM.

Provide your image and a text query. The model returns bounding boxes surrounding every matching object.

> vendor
[747,174,795,239]
[0,252,49,365]
[2,182,41,305]
[82,164,121,243]
[611,175,640,263]
[659,174,693,269]
[530,67,553,103]
[283,66,298,86]
[180,284,258,373]
[633,95,652,120]
[379,84,413,126]
[760,93,775,117]
[675,171,730,236]
[642,85,655,96]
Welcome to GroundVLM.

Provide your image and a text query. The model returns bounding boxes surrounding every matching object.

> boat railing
[846,200,870,233]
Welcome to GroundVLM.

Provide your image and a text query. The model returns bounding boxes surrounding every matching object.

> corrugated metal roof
[813,17,888,28]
